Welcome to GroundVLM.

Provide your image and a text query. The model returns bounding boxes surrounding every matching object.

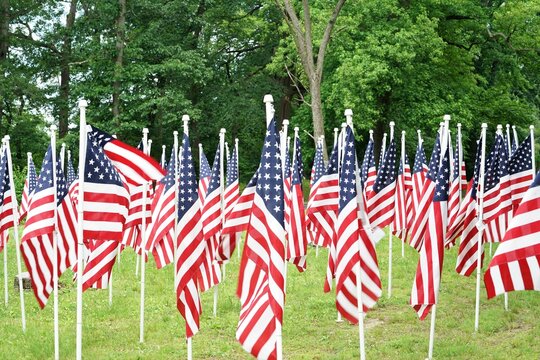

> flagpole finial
[496,124,503,133]
[481,123,488,128]
[3,135,9,141]
[78,99,88,108]
[61,142,66,148]
[457,123,462,129]
[182,115,190,122]
[402,130,406,135]
[512,125,516,130]
[263,94,274,103]
[198,143,203,150]
[162,145,166,150]
[530,125,535,130]
[283,119,289,126]
[142,128,149,134]
[220,128,226,134]
[50,124,57,132]
[235,138,239,145]
[27,152,32,158]
[506,124,510,129]
[173,130,178,136]
[294,126,299,134]
[148,139,152,144]
[443,114,451,122]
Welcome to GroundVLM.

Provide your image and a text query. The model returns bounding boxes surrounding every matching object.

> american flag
[236,119,285,359]
[198,147,212,205]
[66,153,77,187]
[455,138,484,277]
[483,133,511,223]
[81,239,118,290]
[392,151,412,242]
[19,154,38,220]
[409,134,441,251]
[367,138,397,229]
[360,136,377,194]
[335,125,381,322]
[445,141,463,248]
[217,143,241,261]
[198,146,222,292]
[484,169,540,298]
[82,131,130,242]
[221,171,257,237]
[409,139,428,231]
[508,135,534,213]
[0,150,15,233]
[21,146,77,308]
[410,145,450,320]
[306,140,326,246]
[283,142,292,239]
[286,134,307,272]
[88,125,165,185]
[175,133,206,338]
[146,149,176,269]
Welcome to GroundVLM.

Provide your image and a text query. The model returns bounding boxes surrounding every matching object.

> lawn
[1,231,540,359]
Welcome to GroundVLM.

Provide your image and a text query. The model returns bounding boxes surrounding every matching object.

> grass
[1,230,540,359]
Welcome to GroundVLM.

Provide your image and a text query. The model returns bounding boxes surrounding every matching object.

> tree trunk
[310,77,328,160]
[112,0,126,125]
[58,0,77,138]
[0,0,9,132]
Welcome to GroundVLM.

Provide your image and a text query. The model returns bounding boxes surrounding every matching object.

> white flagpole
[531,125,536,174]
[281,120,290,294]
[60,143,66,174]
[387,122,395,298]
[139,128,149,343]
[161,145,166,167]
[400,130,406,258]
[49,125,61,360]
[213,128,226,317]
[314,135,323,258]
[148,139,152,156]
[4,139,26,331]
[474,123,488,332]
[457,124,463,204]
[2,139,8,308]
[76,100,88,360]
[513,125,520,149]
[235,138,241,260]
[506,124,512,156]
[380,132,387,166]
[173,131,179,289]
[334,123,347,323]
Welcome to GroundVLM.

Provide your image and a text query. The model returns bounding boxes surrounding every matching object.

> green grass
[1,231,540,359]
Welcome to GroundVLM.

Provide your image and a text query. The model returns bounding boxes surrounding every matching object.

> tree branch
[285,62,311,108]
[316,0,346,80]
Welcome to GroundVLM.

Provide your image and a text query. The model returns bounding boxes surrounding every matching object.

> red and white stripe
[286,178,307,272]
[392,162,412,241]
[81,240,118,290]
[455,196,483,277]
[217,177,240,261]
[19,178,30,220]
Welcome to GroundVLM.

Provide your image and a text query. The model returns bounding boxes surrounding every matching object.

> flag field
[1,226,540,359]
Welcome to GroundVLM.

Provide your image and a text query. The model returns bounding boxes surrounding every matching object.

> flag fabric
[409,135,441,251]
[81,131,130,242]
[409,139,428,231]
[455,138,484,276]
[482,133,511,224]
[66,154,77,187]
[0,150,15,233]
[446,140,464,248]
[286,134,308,272]
[484,169,540,298]
[236,119,286,360]
[360,137,377,194]
[81,239,118,290]
[146,149,177,268]
[198,146,222,292]
[198,148,212,205]
[217,144,241,261]
[392,152,412,241]
[367,138,397,229]
[335,125,381,322]
[20,146,77,308]
[410,145,450,320]
[175,133,206,338]
[19,155,38,220]
[221,171,257,237]
[508,135,534,213]
[88,125,165,185]
[306,140,327,246]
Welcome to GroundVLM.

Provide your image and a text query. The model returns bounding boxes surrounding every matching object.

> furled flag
[409,134,441,251]
[360,135,377,194]
[66,153,77,187]
[0,150,15,234]
[446,141,464,248]
[454,138,484,276]
[87,125,165,185]
[410,145,450,320]
[175,133,206,338]
[81,131,130,242]
[335,125,381,322]
[484,169,540,298]
[392,152,412,242]
[21,146,78,308]
[81,239,119,290]
[217,143,240,261]
[409,138,428,231]
[236,119,285,360]
[19,154,38,220]
[198,146,222,292]
[306,140,326,246]
[146,149,177,269]
[286,134,308,272]
[198,147,212,204]
[508,135,534,213]
[367,137,397,229]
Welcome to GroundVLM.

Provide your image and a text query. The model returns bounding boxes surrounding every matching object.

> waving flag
[306,140,327,246]
[88,125,165,185]
[81,239,118,290]
[236,119,286,360]
[409,139,428,230]
[410,145,450,320]
[21,146,77,308]
[484,169,540,298]
[335,125,381,322]
[176,133,206,338]
[360,136,377,194]
[409,134,441,251]
[446,137,466,248]
[392,152,412,241]
[19,155,38,220]
[0,151,15,234]
[508,135,534,212]
[286,134,307,272]
[66,153,77,187]
[367,138,397,229]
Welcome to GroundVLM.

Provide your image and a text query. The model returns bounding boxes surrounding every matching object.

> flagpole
[531,125,536,175]
[513,126,519,150]
[474,123,488,332]
[60,143,66,175]
[457,124,463,203]
[334,123,347,323]
[223,140,229,277]
[139,128,149,343]
[48,125,61,360]
[148,139,152,156]
[235,138,241,260]
[76,100,87,360]
[387,122,395,298]
[380,132,387,167]
[173,131,179,289]
[501,125,513,311]
[400,130,406,258]
[281,120,289,294]
[4,139,26,331]
[213,127,226,317]
[315,135,323,258]
[2,139,8,308]
[161,145,166,167]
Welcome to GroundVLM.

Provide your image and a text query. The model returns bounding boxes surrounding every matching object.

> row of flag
[1,101,539,359]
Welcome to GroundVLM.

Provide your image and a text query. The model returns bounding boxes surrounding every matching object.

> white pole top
[496,124,503,133]
[457,123,462,129]
[443,114,451,122]
[198,143,203,150]
[182,115,190,122]
[162,145,166,150]
[344,109,353,117]
[148,139,152,144]
[334,128,338,133]
[3,135,9,141]
[506,124,510,129]
[482,123,488,128]
[235,138,239,145]
[341,122,346,129]
[61,143,66,148]
[263,94,274,103]
[78,99,88,108]
[173,130,178,136]
[142,128,149,134]
[383,132,387,138]
[513,125,516,130]
[530,125,535,130]
[220,128,226,134]
[283,119,289,126]
[27,152,32,157]
[50,124,58,132]
[417,130,421,135]
[183,116,189,134]
[402,130,406,135]
[294,126,299,134]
